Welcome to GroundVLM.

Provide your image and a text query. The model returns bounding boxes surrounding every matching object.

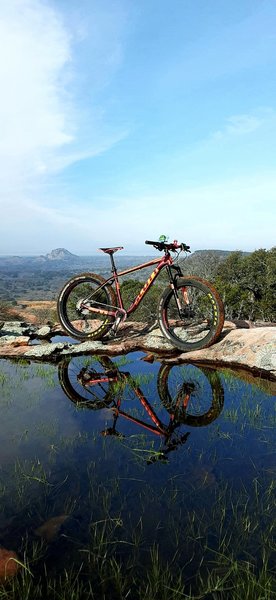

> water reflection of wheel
[157,364,224,426]
[58,356,117,408]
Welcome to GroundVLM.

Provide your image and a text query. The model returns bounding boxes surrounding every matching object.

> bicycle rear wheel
[59,355,116,408]
[158,276,224,351]
[57,273,117,340]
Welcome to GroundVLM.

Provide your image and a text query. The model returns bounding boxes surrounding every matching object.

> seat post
[109,252,117,274]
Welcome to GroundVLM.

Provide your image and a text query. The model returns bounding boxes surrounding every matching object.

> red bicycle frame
[86,252,175,319]
[80,370,190,441]
[114,254,173,315]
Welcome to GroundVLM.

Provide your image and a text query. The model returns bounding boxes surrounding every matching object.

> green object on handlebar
[159,235,168,242]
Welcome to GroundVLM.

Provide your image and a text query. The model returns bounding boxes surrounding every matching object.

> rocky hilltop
[0,248,79,267]
[40,248,79,262]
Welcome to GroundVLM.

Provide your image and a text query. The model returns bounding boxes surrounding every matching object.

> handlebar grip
[181,243,191,252]
[145,240,166,250]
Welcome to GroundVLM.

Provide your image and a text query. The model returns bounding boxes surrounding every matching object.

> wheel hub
[76,298,90,315]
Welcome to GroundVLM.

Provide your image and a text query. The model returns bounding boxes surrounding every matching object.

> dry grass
[2,300,57,324]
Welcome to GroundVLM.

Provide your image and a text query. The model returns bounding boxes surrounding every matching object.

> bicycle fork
[173,287,190,313]
[167,267,190,318]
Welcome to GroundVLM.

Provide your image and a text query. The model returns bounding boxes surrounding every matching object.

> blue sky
[0,0,275,254]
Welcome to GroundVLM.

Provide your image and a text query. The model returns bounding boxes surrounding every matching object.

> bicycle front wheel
[157,364,224,426]
[57,273,117,340]
[158,277,224,351]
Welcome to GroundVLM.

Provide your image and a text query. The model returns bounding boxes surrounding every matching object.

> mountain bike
[57,239,225,352]
[58,356,224,462]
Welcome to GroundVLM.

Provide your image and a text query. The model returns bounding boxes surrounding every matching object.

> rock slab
[0,320,275,380]
[165,327,276,375]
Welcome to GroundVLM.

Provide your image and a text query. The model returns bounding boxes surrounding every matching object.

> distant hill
[189,249,231,259]
[184,249,233,266]
[0,248,80,268]
[39,248,79,262]
[179,249,249,280]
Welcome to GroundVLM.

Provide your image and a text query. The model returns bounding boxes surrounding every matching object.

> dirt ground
[8,300,57,324]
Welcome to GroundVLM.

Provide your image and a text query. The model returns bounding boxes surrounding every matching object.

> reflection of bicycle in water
[58,356,224,463]
[157,364,224,427]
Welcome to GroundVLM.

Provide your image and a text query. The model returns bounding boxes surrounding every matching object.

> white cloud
[2,172,274,254]
[213,115,261,140]
[211,109,276,141]
[0,0,131,255]
[0,0,127,196]
[110,174,275,252]
[172,108,276,178]
[0,0,72,181]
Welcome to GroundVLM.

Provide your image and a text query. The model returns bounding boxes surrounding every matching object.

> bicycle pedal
[106,329,117,339]
[109,312,126,335]
[103,325,119,341]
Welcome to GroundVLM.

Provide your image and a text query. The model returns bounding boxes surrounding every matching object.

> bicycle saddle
[99,247,124,254]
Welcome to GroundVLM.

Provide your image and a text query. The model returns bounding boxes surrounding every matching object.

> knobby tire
[57,273,117,341]
[158,276,225,351]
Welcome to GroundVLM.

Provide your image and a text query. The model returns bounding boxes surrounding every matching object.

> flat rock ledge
[0,321,276,380]
[0,320,275,381]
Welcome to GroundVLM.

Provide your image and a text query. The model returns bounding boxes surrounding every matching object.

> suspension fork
[166,265,189,316]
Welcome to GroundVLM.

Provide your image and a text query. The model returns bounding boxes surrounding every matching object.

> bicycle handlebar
[147,431,190,464]
[145,240,191,253]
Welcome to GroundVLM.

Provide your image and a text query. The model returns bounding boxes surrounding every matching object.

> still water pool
[0,352,275,599]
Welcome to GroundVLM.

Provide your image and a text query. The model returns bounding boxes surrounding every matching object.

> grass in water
[0,358,275,599]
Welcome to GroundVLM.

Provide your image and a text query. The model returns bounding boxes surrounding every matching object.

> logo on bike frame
[132,267,160,308]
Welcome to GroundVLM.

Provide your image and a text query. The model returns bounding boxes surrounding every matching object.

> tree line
[214,248,276,322]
